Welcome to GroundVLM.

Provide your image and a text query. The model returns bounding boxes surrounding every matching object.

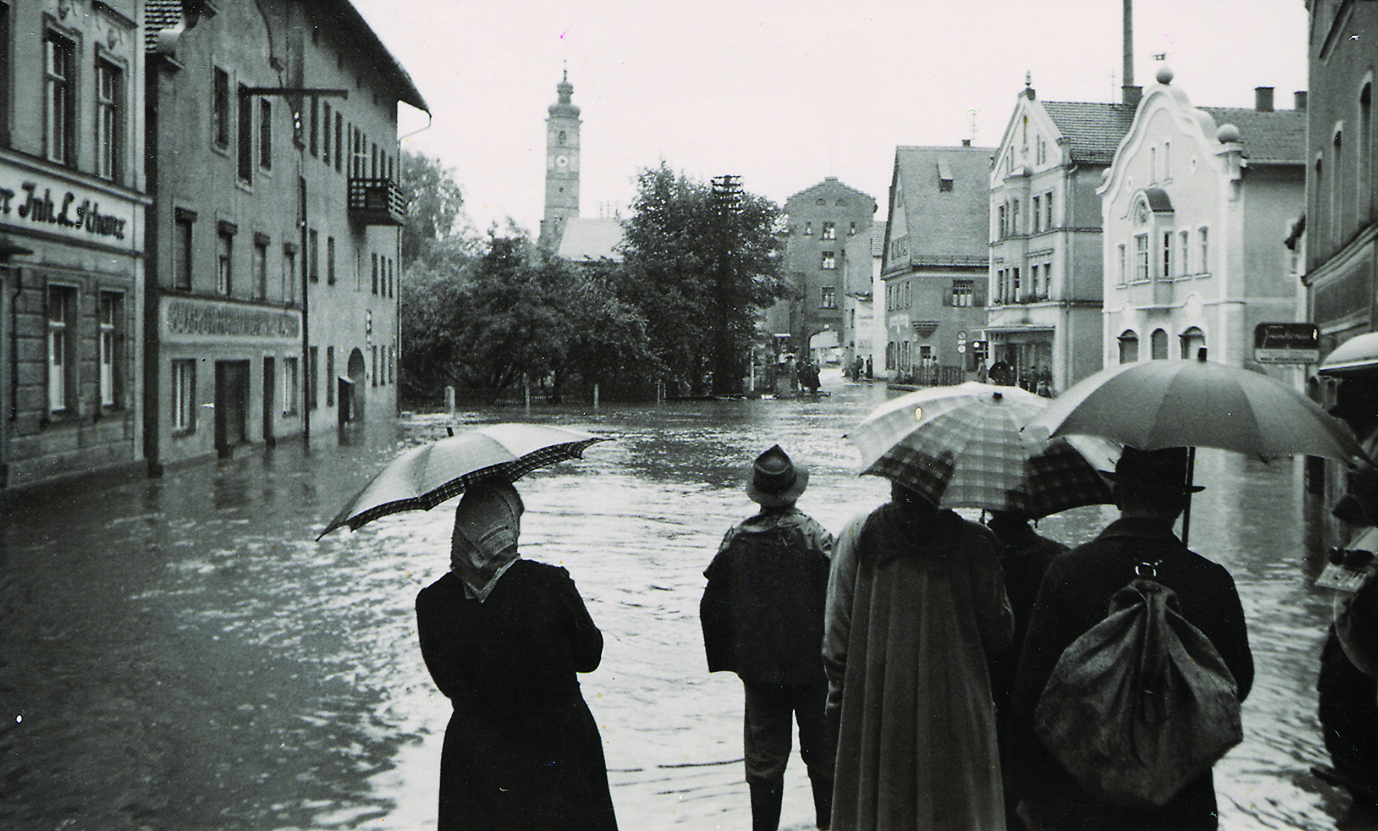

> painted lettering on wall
[165,299,301,340]
[0,181,129,241]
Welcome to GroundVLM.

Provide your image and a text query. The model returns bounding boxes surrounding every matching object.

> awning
[1319,332,1378,376]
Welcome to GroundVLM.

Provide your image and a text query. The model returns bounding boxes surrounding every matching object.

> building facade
[776,177,876,364]
[539,71,580,252]
[987,86,1135,392]
[1302,0,1378,546]
[840,221,883,377]
[1100,69,1305,372]
[0,0,149,490]
[881,145,991,385]
[144,0,425,472]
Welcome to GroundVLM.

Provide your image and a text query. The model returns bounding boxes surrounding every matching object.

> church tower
[539,70,581,251]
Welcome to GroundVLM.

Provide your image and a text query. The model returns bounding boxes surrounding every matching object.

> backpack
[1033,569,1243,807]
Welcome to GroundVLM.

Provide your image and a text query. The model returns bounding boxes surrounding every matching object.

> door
[262,357,275,445]
[215,360,250,457]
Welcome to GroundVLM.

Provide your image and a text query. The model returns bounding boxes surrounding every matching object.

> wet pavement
[2,375,1376,830]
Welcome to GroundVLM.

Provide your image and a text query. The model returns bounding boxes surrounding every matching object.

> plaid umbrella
[849,382,1117,518]
[317,423,607,539]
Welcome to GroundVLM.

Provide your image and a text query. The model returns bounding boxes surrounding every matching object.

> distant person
[416,483,618,831]
[985,511,1069,829]
[701,446,836,831]
[804,361,822,394]
[1007,447,1253,831]
[824,482,1013,830]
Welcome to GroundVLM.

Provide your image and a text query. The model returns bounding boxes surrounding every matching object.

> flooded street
[2,376,1374,830]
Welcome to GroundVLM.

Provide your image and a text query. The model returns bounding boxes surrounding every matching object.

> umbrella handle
[1181,447,1196,545]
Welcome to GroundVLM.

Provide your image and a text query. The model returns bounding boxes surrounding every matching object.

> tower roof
[549,69,581,118]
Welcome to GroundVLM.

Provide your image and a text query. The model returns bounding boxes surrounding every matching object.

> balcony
[348,178,406,226]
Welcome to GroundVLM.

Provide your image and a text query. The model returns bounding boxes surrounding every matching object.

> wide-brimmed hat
[1330,377,1378,423]
[1101,446,1205,495]
[746,445,809,507]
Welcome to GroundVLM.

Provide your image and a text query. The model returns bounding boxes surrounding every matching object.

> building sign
[1254,322,1320,364]
[163,297,300,344]
[0,171,139,246]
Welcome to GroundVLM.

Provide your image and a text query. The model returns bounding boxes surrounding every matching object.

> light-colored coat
[823,504,1013,831]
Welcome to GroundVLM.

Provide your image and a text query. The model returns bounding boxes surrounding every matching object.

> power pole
[711,175,742,395]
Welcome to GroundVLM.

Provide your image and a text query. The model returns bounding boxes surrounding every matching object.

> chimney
[1123,86,1143,107]
[962,139,972,147]
[1255,86,1274,112]
[1123,0,1134,93]
[1294,90,1307,111]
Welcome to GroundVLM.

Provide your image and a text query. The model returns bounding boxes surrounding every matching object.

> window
[96,60,123,180]
[998,204,1007,238]
[1045,192,1053,229]
[283,245,296,302]
[939,177,953,193]
[1117,244,1127,286]
[1151,328,1169,360]
[44,32,76,165]
[1179,231,1190,277]
[821,286,837,309]
[1333,130,1344,242]
[822,222,836,240]
[371,253,378,294]
[1134,234,1149,282]
[372,345,378,387]
[326,236,335,285]
[259,98,272,169]
[326,346,335,406]
[172,360,196,433]
[253,235,269,299]
[237,84,253,182]
[0,2,10,143]
[217,227,234,295]
[308,346,318,410]
[309,96,318,157]
[212,67,230,150]
[308,229,319,282]
[173,210,195,291]
[804,221,813,235]
[1118,331,1140,364]
[1161,232,1172,279]
[47,285,75,413]
[821,251,835,270]
[1163,141,1171,181]
[1149,147,1157,183]
[1011,200,1020,235]
[1032,196,1041,233]
[322,102,331,165]
[1361,84,1373,222]
[849,222,856,236]
[98,292,123,408]
[334,112,343,173]
[1198,227,1209,274]
[1011,267,1021,300]
[283,357,298,415]
[951,280,974,307]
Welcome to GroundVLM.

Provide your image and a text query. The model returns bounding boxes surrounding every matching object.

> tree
[399,151,479,269]
[616,163,788,396]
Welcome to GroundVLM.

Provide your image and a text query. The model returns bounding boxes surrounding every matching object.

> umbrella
[1024,351,1372,543]
[317,423,608,539]
[1318,332,1378,377]
[848,382,1118,518]
[1024,352,1369,466]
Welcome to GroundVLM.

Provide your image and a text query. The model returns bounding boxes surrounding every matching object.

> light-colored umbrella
[848,382,1118,518]
[317,423,608,539]
[1024,353,1369,466]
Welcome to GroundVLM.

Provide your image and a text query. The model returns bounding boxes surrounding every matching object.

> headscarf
[450,482,524,602]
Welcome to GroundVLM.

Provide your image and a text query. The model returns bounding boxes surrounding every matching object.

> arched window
[1151,328,1169,360]
[1180,327,1205,359]
[1118,331,1140,364]
[558,130,566,145]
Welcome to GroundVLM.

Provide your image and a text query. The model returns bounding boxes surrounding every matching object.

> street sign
[1254,322,1319,364]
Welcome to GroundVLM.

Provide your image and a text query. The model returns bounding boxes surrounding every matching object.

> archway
[341,348,366,425]
[1118,331,1140,364]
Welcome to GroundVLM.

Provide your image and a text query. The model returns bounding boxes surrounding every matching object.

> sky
[348,0,1310,235]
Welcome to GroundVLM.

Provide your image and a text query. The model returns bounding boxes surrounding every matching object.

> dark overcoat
[1007,517,1254,831]
[416,561,617,831]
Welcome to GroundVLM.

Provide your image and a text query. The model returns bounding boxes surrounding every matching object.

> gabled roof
[1041,101,1138,165]
[1200,107,1306,163]
[890,145,994,266]
[557,218,624,263]
[145,0,428,112]
[785,177,876,209]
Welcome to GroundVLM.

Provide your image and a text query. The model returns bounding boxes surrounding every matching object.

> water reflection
[0,379,1371,830]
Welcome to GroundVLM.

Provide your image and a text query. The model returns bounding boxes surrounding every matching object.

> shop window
[99,292,123,408]
[44,31,76,165]
[283,357,299,415]
[96,60,123,181]
[172,359,196,434]
[212,67,230,150]
[47,285,75,414]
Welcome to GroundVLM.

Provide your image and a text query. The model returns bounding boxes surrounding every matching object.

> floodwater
[0,374,1374,830]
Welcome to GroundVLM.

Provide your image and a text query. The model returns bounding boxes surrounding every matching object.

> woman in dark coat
[416,482,618,831]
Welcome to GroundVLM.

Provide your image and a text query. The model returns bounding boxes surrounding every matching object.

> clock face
[556,155,569,169]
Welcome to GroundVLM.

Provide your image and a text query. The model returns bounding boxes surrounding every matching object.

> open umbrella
[317,423,608,539]
[848,382,1118,518]
[1024,351,1371,542]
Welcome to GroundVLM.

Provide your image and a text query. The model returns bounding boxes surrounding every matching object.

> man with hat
[700,445,836,831]
[1005,446,1254,831]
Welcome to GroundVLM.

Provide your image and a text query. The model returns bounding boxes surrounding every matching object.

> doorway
[262,357,275,445]
[215,360,250,458]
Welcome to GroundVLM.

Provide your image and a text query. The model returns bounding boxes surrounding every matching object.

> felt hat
[1102,446,1205,494]
[746,445,809,507]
